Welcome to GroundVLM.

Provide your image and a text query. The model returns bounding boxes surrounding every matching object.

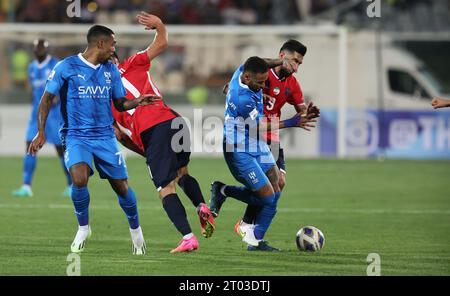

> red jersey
[263,68,305,142]
[112,51,178,150]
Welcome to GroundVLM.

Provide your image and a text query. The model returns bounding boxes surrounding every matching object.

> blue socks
[71,186,90,226]
[23,154,36,185]
[224,185,275,206]
[71,185,140,229]
[254,191,281,240]
[117,187,140,230]
[23,154,72,187]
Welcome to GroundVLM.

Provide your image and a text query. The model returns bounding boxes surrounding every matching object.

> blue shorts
[26,117,62,145]
[64,137,128,180]
[223,144,276,191]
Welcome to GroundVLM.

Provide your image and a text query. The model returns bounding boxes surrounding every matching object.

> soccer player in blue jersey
[12,39,72,198]
[29,25,159,255]
[209,56,316,251]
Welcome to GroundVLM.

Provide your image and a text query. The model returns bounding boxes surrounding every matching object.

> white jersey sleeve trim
[121,77,141,98]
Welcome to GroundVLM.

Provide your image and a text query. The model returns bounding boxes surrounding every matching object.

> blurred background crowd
[0,0,448,31]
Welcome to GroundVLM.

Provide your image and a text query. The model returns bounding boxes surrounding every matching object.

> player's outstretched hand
[306,101,320,119]
[137,11,163,30]
[286,113,317,131]
[431,97,450,109]
[137,94,162,106]
[28,132,46,156]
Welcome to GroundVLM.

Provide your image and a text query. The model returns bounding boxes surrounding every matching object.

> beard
[279,67,293,79]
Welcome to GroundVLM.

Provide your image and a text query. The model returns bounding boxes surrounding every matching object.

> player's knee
[72,175,88,187]
[118,184,129,197]
[176,169,188,185]
[177,166,188,179]
[260,193,276,206]
[159,181,177,200]
[278,178,285,191]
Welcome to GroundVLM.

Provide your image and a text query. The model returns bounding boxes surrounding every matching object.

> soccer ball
[296,226,325,252]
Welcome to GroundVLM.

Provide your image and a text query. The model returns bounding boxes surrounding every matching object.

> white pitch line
[0,203,449,215]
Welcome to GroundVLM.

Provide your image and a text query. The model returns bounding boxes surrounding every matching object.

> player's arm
[113,121,145,157]
[259,112,317,132]
[28,91,55,155]
[113,94,162,112]
[137,12,168,61]
[294,103,307,115]
[110,51,162,111]
[296,102,320,118]
[263,58,296,73]
[431,97,450,109]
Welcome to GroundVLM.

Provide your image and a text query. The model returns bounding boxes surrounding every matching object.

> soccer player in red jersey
[224,40,320,250]
[110,12,215,253]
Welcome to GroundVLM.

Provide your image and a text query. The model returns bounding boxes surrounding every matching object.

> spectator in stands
[11,45,30,88]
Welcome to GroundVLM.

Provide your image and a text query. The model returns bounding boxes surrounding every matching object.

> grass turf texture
[0,157,449,275]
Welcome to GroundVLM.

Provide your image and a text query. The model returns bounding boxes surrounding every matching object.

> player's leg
[177,166,215,238]
[108,178,146,255]
[141,119,199,252]
[249,147,285,251]
[253,165,281,238]
[173,122,206,207]
[46,113,73,197]
[174,122,215,238]
[210,151,277,217]
[237,147,285,229]
[159,181,199,253]
[177,166,204,207]
[93,138,145,255]
[12,141,36,197]
[69,162,93,253]
[55,145,73,197]
[277,147,286,191]
[13,115,38,197]
[243,165,281,252]
[64,137,96,253]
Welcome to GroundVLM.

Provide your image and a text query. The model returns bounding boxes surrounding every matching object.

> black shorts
[140,118,191,190]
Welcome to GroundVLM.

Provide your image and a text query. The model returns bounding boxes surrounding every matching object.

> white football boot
[130,226,146,255]
[234,220,260,247]
[70,225,92,253]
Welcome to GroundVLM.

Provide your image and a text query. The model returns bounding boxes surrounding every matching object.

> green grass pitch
[0,157,449,275]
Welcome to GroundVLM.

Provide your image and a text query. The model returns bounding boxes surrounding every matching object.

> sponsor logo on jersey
[78,86,111,97]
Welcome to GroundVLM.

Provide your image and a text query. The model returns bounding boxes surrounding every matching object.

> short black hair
[280,39,307,56]
[87,25,114,44]
[243,56,269,74]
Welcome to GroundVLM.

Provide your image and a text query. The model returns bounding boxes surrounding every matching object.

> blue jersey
[45,53,126,140]
[28,56,60,121]
[224,65,269,156]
